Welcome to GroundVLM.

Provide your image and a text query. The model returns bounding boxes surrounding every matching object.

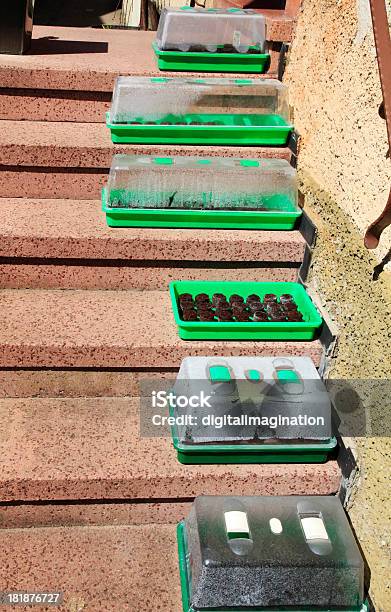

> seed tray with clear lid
[170,356,337,464]
[102,154,300,229]
[154,7,269,73]
[107,77,293,146]
[170,281,323,340]
[178,495,367,612]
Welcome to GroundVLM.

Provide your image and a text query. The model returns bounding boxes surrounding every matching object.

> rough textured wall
[285,1,391,609]
[285,0,391,266]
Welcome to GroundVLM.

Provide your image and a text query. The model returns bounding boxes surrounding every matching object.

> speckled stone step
[0,120,294,200]
[0,397,340,504]
[0,288,323,368]
[0,198,306,289]
[0,21,295,122]
[0,523,181,612]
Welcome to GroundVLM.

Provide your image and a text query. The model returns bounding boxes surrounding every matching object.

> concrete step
[0,198,306,289]
[0,522,181,611]
[0,397,340,505]
[0,120,294,199]
[0,22,295,122]
[0,288,323,369]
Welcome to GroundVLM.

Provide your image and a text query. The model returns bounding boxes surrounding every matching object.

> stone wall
[285,0,391,266]
[285,1,391,609]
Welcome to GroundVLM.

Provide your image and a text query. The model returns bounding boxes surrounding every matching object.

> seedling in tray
[154,8,270,74]
[178,495,367,611]
[170,281,323,340]
[102,154,301,230]
[106,77,293,146]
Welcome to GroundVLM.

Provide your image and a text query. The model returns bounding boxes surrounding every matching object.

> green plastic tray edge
[101,189,302,229]
[152,40,270,60]
[173,435,338,455]
[177,522,368,612]
[106,110,293,132]
[152,41,269,73]
[106,112,294,147]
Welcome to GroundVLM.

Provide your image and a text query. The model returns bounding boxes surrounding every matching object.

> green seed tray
[152,41,270,74]
[177,522,368,612]
[102,189,301,230]
[106,112,293,146]
[169,280,323,341]
[172,435,338,464]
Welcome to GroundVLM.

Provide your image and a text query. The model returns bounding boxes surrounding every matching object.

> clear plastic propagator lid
[173,356,332,443]
[156,7,267,54]
[108,77,290,126]
[105,155,298,212]
[183,495,364,610]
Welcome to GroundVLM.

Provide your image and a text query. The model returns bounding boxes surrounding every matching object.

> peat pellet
[235,313,251,322]
[229,294,244,304]
[212,292,225,300]
[248,301,265,312]
[232,306,248,317]
[253,310,268,322]
[216,309,232,319]
[199,313,215,322]
[272,314,287,322]
[181,308,197,318]
[264,293,277,303]
[218,314,234,322]
[280,293,295,304]
[195,293,210,302]
[198,306,214,315]
[179,293,193,302]
[182,311,198,321]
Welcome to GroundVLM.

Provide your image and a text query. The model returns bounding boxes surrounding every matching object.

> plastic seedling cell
[170,356,337,464]
[154,8,269,74]
[178,496,366,611]
[102,154,301,230]
[170,281,323,341]
[107,77,293,146]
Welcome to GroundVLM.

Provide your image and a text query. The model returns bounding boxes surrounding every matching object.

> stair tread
[0,23,294,92]
[0,198,306,261]
[0,119,291,168]
[0,288,323,368]
[0,397,340,502]
[0,522,181,612]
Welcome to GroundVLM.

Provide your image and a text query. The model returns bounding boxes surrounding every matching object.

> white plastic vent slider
[269,518,283,534]
[301,516,329,541]
[224,511,250,536]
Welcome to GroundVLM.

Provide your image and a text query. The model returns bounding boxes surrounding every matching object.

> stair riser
[0,343,323,369]
[0,89,111,123]
[0,370,176,398]
[0,501,192,529]
[0,263,299,290]
[0,167,106,199]
[1,468,340,502]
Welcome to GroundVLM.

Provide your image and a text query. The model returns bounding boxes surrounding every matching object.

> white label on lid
[269,518,283,534]
[224,511,249,535]
[301,516,329,541]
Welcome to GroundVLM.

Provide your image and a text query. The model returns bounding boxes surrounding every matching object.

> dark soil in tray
[178,292,304,323]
